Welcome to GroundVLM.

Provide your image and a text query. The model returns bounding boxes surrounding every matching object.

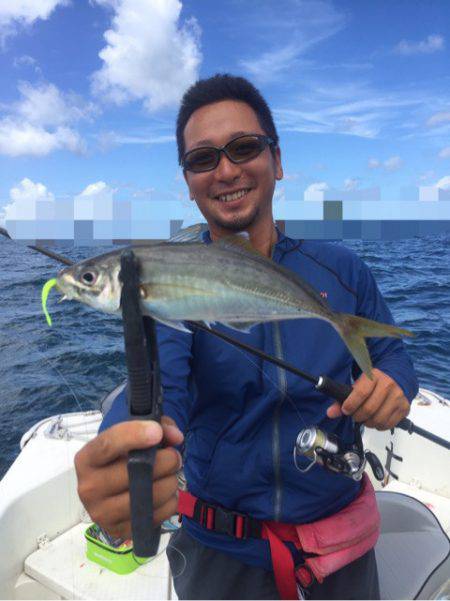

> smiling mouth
[214,188,252,202]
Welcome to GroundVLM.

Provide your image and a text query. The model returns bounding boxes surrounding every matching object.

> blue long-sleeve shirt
[100,230,418,570]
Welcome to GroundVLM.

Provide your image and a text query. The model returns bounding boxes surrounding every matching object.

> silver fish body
[138,241,334,324]
[55,238,413,377]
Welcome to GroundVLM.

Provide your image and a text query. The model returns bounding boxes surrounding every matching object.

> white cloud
[303,180,379,202]
[74,181,116,219]
[0,119,84,156]
[275,106,380,138]
[238,1,346,84]
[91,0,202,112]
[304,181,329,201]
[78,181,115,197]
[240,45,301,85]
[439,147,450,159]
[435,176,450,190]
[427,111,450,127]
[215,9,445,144]
[96,129,174,151]
[119,134,174,144]
[13,54,38,69]
[0,178,54,223]
[368,156,402,171]
[384,156,403,171]
[276,68,448,141]
[15,81,96,126]
[0,82,93,156]
[343,178,359,191]
[10,177,54,203]
[306,182,329,193]
[0,0,68,41]
[394,34,445,56]
[274,81,424,139]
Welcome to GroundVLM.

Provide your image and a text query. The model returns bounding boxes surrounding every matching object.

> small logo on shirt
[320,291,328,299]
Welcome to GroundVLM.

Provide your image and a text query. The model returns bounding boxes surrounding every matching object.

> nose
[214,150,243,182]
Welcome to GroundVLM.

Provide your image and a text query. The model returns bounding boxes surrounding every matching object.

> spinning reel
[293,423,385,482]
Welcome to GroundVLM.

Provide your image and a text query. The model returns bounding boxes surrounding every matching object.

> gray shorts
[167,527,380,600]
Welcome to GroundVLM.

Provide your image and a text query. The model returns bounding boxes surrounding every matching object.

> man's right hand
[75,416,184,540]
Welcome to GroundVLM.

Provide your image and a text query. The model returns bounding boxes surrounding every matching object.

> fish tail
[333,313,414,380]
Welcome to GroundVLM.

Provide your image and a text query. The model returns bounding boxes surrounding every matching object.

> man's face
[183,100,283,235]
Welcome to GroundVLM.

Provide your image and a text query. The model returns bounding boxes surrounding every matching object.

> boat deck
[24,524,177,600]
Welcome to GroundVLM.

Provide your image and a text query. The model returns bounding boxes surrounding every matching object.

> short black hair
[176,73,279,165]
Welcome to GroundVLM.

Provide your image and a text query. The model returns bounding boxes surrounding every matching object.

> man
[75,74,418,599]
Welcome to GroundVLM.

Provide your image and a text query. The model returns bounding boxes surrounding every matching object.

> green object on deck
[85,524,149,575]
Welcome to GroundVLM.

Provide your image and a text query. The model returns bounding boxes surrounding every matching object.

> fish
[45,233,413,378]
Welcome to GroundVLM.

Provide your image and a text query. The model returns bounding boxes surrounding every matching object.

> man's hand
[75,416,184,540]
[326,368,410,430]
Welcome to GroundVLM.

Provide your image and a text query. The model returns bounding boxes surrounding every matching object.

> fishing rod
[1,227,449,451]
[0,227,73,266]
[187,322,450,450]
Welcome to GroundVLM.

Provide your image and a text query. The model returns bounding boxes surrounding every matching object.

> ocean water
[0,234,449,477]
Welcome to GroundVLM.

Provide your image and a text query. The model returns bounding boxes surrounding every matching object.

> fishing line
[164,540,188,580]
[3,322,87,414]
[45,356,86,414]
[226,340,310,430]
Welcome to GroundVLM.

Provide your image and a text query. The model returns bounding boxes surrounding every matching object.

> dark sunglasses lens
[185,148,218,172]
[227,136,265,162]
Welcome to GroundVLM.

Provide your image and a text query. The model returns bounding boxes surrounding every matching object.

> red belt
[179,490,316,599]
[178,474,380,600]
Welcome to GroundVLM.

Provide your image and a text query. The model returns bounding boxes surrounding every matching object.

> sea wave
[0,234,449,476]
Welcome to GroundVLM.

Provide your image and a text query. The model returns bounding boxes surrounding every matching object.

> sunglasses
[182,134,276,173]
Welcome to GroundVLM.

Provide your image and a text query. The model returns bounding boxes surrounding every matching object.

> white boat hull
[0,388,448,600]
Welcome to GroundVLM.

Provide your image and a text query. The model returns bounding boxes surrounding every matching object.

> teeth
[218,188,249,202]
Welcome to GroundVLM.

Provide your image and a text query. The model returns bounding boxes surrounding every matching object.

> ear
[273,146,283,181]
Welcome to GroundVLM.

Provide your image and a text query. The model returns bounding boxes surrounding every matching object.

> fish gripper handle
[119,249,162,558]
[128,446,160,557]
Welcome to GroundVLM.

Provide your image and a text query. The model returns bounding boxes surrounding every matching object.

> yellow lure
[41,278,57,326]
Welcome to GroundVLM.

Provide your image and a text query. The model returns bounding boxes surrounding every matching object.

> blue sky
[0,0,449,218]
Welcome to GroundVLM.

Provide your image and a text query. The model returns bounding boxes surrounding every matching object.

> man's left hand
[326,368,410,430]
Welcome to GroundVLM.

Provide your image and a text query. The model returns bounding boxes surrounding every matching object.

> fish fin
[168,223,205,243]
[193,320,254,333]
[216,234,266,258]
[222,320,257,333]
[333,313,414,380]
[154,316,192,334]
[201,320,216,328]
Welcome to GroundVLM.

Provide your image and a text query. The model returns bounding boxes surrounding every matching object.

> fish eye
[81,271,97,286]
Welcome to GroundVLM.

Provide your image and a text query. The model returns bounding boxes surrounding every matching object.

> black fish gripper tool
[119,249,162,558]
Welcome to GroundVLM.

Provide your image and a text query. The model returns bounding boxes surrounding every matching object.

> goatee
[213,207,259,233]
